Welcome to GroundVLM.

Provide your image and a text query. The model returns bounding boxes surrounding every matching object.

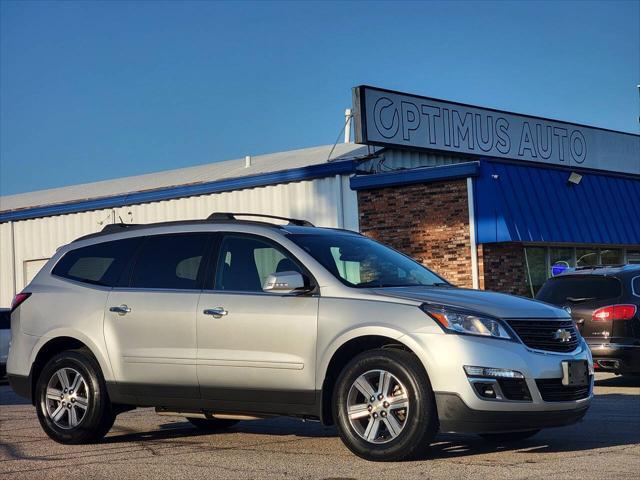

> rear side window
[53,238,142,287]
[128,233,210,289]
[537,276,622,305]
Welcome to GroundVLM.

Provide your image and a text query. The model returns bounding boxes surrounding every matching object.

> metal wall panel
[0,222,15,307]
[474,160,640,244]
[0,175,357,307]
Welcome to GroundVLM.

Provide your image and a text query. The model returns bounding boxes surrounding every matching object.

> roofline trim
[480,156,640,181]
[349,161,480,190]
[0,160,357,223]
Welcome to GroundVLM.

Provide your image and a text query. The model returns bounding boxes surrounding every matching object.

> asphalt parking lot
[1,373,638,480]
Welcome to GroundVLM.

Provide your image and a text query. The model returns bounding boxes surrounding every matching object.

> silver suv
[7,213,593,461]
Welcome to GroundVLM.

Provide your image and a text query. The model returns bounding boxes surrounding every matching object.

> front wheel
[333,348,438,461]
[35,350,115,444]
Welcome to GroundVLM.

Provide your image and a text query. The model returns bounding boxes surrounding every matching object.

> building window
[520,246,637,298]
[601,249,623,265]
[549,247,574,276]
[524,247,547,297]
[576,248,599,267]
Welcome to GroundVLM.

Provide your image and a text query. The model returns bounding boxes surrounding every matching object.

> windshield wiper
[432,282,450,287]
[566,296,596,303]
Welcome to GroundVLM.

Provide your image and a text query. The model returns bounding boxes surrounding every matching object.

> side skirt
[106,382,322,419]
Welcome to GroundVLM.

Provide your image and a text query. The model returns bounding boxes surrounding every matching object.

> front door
[104,232,212,401]
[196,233,318,411]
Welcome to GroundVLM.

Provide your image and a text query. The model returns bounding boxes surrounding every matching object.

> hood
[372,286,568,319]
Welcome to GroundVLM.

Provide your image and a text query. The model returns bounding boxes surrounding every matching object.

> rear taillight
[10,292,31,313]
[592,304,637,321]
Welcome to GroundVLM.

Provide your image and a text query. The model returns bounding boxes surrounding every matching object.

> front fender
[317,324,409,389]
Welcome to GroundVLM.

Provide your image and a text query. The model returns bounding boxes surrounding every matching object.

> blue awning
[474,161,640,245]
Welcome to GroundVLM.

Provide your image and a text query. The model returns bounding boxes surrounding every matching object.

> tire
[333,348,438,461]
[35,349,115,444]
[479,429,540,443]
[186,417,239,430]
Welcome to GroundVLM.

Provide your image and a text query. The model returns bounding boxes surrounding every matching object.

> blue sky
[1,0,638,195]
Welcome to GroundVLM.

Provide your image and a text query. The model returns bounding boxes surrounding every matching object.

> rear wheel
[479,429,540,443]
[35,350,115,444]
[333,348,438,461]
[186,417,239,430]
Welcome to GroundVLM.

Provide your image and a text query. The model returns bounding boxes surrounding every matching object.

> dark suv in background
[537,265,640,376]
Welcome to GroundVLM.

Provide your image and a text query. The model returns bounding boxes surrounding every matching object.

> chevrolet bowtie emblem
[554,328,572,343]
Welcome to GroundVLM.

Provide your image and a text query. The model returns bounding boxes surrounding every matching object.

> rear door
[104,232,212,401]
[537,275,623,341]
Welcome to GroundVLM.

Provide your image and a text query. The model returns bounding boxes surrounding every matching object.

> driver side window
[214,235,302,292]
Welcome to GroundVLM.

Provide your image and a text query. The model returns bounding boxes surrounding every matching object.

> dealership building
[1,85,639,307]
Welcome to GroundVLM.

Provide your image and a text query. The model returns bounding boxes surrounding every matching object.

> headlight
[421,304,514,340]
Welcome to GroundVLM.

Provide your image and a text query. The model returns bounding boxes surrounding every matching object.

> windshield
[288,233,447,288]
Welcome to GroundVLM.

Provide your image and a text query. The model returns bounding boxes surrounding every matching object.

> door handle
[109,304,131,316]
[203,307,228,318]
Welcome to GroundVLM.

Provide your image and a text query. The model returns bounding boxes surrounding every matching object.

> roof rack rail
[207,212,314,227]
[100,223,141,234]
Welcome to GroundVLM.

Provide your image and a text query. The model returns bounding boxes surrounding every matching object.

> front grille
[536,378,591,402]
[498,378,532,401]
[507,319,580,353]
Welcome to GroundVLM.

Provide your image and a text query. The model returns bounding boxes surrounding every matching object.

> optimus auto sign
[352,86,640,175]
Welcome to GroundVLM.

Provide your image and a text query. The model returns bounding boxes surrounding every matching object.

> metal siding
[475,161,640,245]
[0,143,368,214]
[0,159,358,223]
[0,222,15,306]
[341,174,359,232]
[0,175,356,307]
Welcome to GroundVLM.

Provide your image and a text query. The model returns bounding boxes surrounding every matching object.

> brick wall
[478,243,529,296]
[357,179,473,288]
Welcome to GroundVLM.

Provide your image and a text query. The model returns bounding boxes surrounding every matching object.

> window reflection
[600,249,622,265]
[549,248,574,277]
[524,247,547,297]
[576,249,598,267]
[522,246,637,298]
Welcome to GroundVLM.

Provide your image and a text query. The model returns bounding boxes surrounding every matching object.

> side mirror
[262,271,307,294]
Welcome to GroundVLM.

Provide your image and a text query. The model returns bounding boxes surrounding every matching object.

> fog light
[473,382,498,399]
[464,366,524,379]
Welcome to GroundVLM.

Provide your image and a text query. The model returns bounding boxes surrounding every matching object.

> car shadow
[98,392,639,460]
[594,375,640,388]
[3,387,636,463]
[102,417,337,444]
[0,385,30,406]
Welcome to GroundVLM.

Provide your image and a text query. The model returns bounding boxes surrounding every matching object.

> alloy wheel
[45,367,90,429]
[346,369,409,444]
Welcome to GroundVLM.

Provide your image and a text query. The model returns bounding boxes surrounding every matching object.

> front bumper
[405,332,594,416]
[436,392,590,433]
[588,342,640,374]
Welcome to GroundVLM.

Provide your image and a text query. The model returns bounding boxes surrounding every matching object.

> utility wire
[327,111,353,162]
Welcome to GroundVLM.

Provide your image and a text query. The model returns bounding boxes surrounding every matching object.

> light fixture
[567,172,582,186]
[463,366,524,379]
